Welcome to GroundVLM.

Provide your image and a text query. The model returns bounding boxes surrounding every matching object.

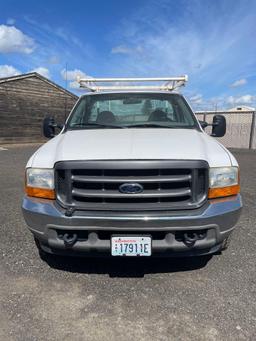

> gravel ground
[0,145,255,341]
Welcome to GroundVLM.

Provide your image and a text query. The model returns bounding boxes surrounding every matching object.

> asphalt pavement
[0,145,255,341]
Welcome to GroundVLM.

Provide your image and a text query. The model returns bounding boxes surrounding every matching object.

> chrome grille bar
[71,174,192,183]
[72,188,191,198]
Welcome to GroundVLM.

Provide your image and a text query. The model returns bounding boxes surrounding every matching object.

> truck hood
[28,128,235,168]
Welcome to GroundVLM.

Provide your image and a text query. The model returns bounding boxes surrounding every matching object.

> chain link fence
[195,111,256,149]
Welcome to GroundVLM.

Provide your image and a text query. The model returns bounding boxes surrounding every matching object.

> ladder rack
[78,75,188,92]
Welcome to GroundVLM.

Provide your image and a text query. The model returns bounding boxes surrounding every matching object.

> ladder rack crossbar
[78,75,188,92]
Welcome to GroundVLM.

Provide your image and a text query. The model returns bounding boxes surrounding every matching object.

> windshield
[67,93,197,129]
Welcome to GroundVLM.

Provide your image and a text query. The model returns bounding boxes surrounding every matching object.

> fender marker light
[208,184,240,199]
[25,168,55,199]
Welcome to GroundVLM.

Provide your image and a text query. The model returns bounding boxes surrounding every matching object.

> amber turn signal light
[25,186,55,199]
[208,184,240,199]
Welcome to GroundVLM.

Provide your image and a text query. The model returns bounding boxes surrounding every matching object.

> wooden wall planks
[0,75,78,143]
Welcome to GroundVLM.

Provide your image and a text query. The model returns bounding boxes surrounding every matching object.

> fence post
[249,111,256,149]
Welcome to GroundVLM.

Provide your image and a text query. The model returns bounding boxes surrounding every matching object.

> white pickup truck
[22,76,242,259]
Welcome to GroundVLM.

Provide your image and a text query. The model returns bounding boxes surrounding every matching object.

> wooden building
[0,72,78,143]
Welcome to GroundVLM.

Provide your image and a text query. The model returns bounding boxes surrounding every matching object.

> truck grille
[55,160,208,211]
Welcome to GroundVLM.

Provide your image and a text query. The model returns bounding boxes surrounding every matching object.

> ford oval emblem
[119,183,144,194]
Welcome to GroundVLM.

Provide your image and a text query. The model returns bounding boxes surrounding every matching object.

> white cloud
[0,24,35,54]
[30,67,50,78]
[0,65,21,78]
[189,94,203,104]
[230,79,247,88]
[6,18,15,25]
[55,27,84,49]
[55,27,67,41]
[47,55,60,64]
[111,44,143,54]
[226,94,255,105]
[61,68,87,81]
[61,68,91,89]
[69,81,81,89]
[111,45,131,54]
[108,1,256,94]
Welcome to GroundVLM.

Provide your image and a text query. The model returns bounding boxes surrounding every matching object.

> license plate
[111,236,152,256]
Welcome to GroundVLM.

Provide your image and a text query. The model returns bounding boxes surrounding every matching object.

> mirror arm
[210,122,220,136]
[207,123,219,127]
[199,120,208,129]
[49,122,64,130]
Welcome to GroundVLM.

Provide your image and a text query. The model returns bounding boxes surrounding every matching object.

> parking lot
[0,145,255,341]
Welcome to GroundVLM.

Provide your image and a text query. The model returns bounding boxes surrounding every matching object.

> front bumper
[22,194,242,257]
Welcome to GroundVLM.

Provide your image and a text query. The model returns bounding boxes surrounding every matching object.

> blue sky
[0,0,255,109]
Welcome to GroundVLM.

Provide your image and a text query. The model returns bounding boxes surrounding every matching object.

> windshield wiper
[123,123,177,128]
[70,123,126,129]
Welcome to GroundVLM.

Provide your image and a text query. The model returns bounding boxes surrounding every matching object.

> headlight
[209,167,239,188]
[208,167,240,199]
[25,168,55,199]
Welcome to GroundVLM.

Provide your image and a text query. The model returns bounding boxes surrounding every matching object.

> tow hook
[63,233,78,247]
[183,232,198,246]
[183,231,206,246]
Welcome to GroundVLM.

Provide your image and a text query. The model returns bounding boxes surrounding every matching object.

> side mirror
[211,115,226,137]
[43,116,55,138]
[199,120,208,129]
[43,117,64,138]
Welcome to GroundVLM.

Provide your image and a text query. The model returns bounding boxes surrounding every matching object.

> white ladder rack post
[77,76,188,92]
